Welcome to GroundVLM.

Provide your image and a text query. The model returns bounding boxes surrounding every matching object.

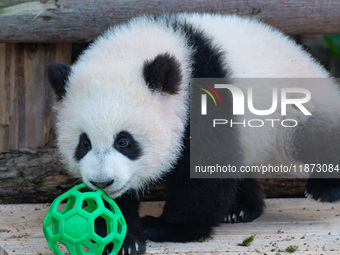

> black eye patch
[75,133,92,161]
[114,131,141,160]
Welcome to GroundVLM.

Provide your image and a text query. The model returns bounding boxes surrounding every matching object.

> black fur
[178,22,230,78]
[75,133,92,161]
[143,130,237,242]
[143,53,182,94]
[114,131,142,160]
[47,62,71,100]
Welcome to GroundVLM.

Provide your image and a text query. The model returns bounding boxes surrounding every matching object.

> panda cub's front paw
[117,233,146,255]
[305,179,340,202]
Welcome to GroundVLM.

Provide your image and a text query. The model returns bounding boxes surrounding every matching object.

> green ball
[43,183,127,255]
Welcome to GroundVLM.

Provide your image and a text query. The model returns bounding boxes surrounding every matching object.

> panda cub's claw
[117,233,146,255]
[224,206,263,223]
[223,210,247,223]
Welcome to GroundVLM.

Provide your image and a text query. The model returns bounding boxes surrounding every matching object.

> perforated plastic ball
[43,183,127,255]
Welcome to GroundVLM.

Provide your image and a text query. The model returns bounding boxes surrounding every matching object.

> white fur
[55,13,340,195]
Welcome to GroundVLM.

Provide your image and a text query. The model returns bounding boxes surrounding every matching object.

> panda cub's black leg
[100,194,145,255]
[142,215,212,242]
[142,178,239,242]
[305,179,340,202]
[224,179,265,223]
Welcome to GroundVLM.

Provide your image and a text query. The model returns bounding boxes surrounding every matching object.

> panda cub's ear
[143,53,182,94]
[47,63,71,100]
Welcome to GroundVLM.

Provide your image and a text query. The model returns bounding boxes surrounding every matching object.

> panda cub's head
[48,17,192,198]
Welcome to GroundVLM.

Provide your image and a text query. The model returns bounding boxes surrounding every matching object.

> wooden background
[0,43,70,151]
[1,0,340,151]
[0,0,340,203]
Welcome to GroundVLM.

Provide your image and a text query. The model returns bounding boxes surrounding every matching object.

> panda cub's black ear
[143,53,182,94]
[47,62,71,100]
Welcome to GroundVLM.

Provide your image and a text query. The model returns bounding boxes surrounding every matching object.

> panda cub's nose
[90,179,114,189]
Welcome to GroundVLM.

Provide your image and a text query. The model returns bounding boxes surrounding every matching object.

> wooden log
[0,148,307,203]
[0,43,71,151]
[0,148,76,204]
[0,0,340,43]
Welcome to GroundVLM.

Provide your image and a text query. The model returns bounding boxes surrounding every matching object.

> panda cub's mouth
[86,179,127,198]
[104,186,127,198]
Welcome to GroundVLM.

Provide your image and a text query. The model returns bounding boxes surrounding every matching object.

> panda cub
[48,13,340,255]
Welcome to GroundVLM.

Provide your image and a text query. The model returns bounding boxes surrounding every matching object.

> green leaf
[285,245,299,253]
[239,235,255,246]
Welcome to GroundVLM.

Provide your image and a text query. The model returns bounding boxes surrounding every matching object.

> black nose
[90,179,114,189]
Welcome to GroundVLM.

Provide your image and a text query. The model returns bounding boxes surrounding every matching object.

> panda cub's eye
[118,138,130,148]
[81,139,91,150]
[114,131,141,160]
